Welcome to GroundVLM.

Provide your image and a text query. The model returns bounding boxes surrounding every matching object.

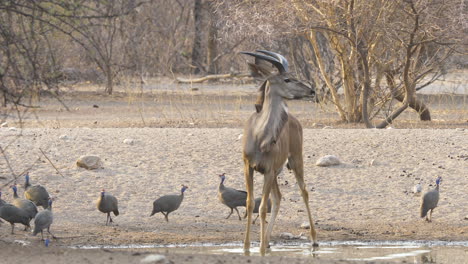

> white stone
[0,122,8,127]
[123,138,135,145]
[76,155,102,170]
[59,135,69,140]
[279,232,296,239]
[413,183,422,194]
[316,155,341,167]
[8,127,17,131]
[140,254,168,263]
[300,222,311,229]
[237,134,243,140]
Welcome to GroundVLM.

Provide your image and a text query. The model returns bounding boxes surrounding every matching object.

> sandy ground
[0,87,467,263]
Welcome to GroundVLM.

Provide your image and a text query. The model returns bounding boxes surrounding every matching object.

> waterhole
[73,240,468,263]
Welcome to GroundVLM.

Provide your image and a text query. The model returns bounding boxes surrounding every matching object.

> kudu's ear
[247,62,273,79]
[255,80,267,113]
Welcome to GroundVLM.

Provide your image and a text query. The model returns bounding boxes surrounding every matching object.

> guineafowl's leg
[41,230,44,241]
[289,155,318,247]
[160,212,168,222]
[243,164,254,254]
[429,209,433,222]
[265,178,281,248]
[47,227,57,239]
[253,214,259,224]
[235,208,242,220]
[226,208,233,219]
[165,212,170,222]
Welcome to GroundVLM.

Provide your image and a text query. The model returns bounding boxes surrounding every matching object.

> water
[73,240,468,263]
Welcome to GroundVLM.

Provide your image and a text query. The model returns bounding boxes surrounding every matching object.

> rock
[76,155,102,170]
[123,138,135,145]
[8,127,17,131]
[412,183,422,194]
[316,155,341,167]
[455,128,465,131]
[279,232,296,239]
[59,135,70,140]
[464,215,468,220]
[140,254,169,263]
[300,222,311,229]
[237,134,243,140]
[1,122,7,127]
[279,232,305,240]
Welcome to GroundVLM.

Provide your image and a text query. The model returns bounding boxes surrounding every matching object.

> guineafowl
[0,204,31,234]
[151,185,188,222]
[252,197,272,224]
[97,190,119,225]
[218,173,247,220]
[11,185,38,222]
[243,197,272,223]
[420,176,442,222]
[33,199,55,240]
[24,173,50,209]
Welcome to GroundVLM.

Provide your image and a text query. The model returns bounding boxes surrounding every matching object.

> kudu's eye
[284,78,291,83]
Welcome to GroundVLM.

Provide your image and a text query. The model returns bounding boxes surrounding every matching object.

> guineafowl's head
[12,185,17,193]
[101,189,106,197]
[436,176,442,185]
[25,172,30,183]
[45,238,50,247]
[181,185,189,193]
[48,198,53,208]
[219,173,226,183]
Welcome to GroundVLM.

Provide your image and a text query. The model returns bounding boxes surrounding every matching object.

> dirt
[0,84,467,264]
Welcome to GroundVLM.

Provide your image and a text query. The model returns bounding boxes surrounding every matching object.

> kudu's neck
[254,83,288,150]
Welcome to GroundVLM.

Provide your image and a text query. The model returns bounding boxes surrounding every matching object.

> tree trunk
[104,65,113,95]
[206,1,218,74]
[191,0,204,74]
[393,90,431,121]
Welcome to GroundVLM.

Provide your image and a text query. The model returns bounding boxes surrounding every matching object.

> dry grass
[1,76,467,129]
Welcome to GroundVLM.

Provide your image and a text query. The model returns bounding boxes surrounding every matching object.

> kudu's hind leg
[243,164,254,254]
[288,157,318,246]
[265,176,281,248]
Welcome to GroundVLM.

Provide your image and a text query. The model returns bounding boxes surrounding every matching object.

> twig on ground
[39,148,65,178]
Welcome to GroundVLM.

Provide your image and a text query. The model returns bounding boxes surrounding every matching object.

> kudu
[241,50,318,256]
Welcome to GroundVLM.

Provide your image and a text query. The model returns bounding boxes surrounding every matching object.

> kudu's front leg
[259,171,275,256]
[243,164,254,254]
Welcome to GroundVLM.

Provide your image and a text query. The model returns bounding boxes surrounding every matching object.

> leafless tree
[216,0,467,127]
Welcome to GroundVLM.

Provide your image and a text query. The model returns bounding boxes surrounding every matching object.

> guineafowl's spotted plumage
[97,190,119,225]
[11,185,37,221]
[0,204,31,234]
[420,176,442,222]
[24,173,50,209]
[33,199,55,240]
[218,173,247,220]
[151,185,188,222]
